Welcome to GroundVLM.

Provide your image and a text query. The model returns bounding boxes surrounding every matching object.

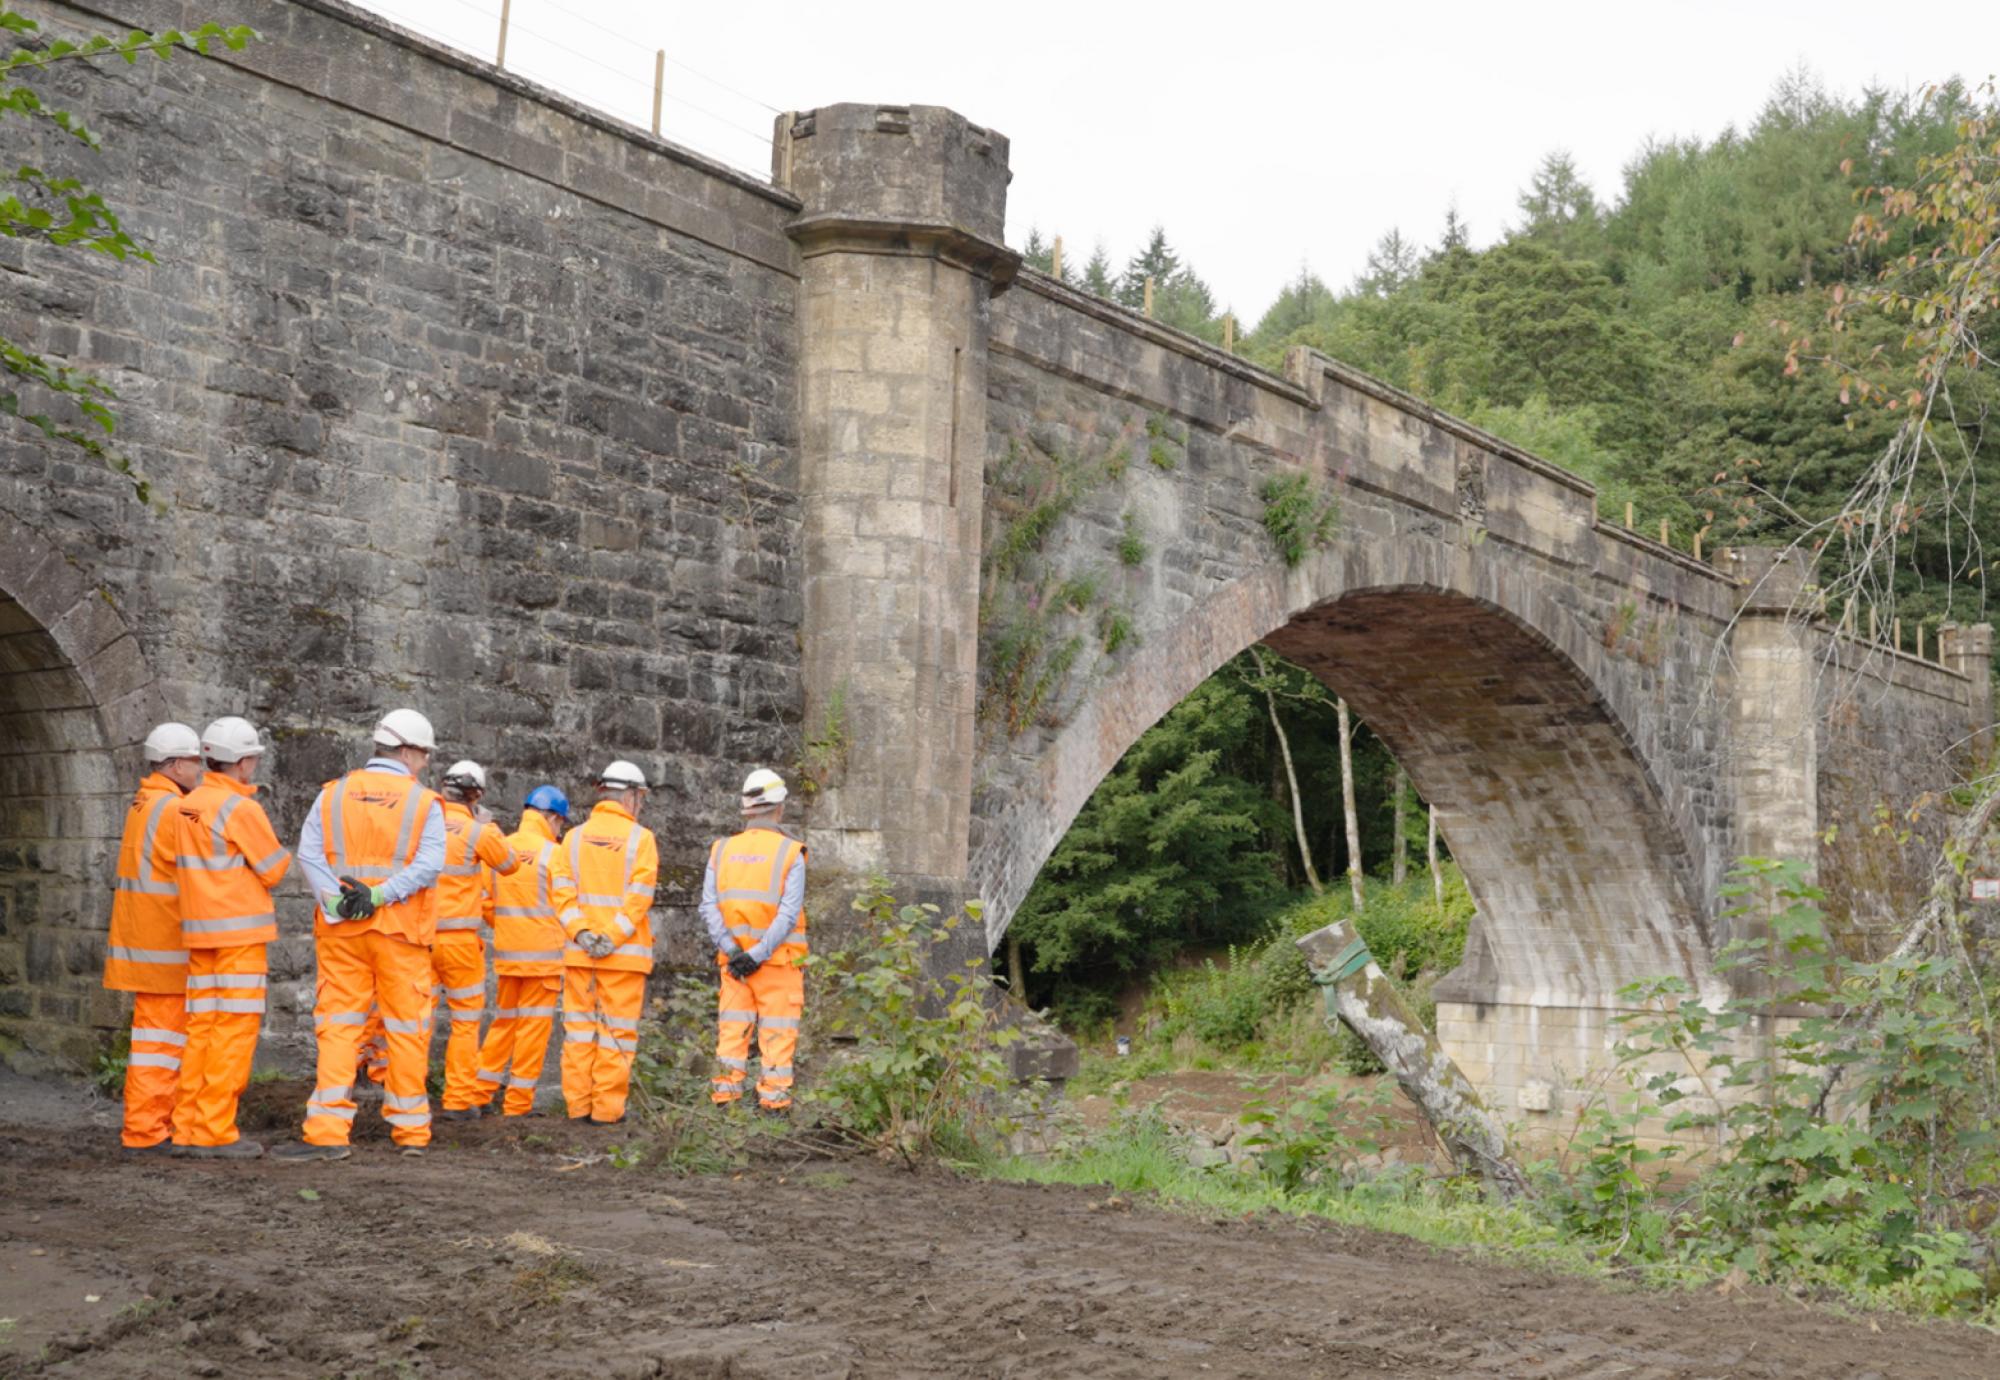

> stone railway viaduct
[2,0,1988,1121]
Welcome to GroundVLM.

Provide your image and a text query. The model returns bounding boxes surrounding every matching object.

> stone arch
[969,533,1724,1015]
[0,511,158,1070]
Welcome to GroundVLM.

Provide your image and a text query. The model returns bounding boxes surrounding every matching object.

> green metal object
[1310,936,1373,988]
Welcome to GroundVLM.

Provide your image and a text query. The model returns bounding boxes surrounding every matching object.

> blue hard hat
[525,785,570,820]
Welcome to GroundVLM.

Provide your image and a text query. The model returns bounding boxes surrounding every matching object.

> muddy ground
[2,1078,1997,1378]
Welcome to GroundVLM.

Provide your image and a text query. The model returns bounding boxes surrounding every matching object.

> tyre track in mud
[2,1123,1995,1378]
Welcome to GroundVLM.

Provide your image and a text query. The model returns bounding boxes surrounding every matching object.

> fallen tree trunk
[1297,920,1532,1201]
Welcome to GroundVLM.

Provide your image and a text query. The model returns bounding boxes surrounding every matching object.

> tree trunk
[1428,804,1443,918]
[1251,646,1322,894]
[1007,933,1026,1001]
[1337,697,1365,912]
[1391,767,1409,885]
[1297,918,1530,1199]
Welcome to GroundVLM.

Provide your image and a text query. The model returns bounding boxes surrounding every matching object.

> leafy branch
[0,6,259,503]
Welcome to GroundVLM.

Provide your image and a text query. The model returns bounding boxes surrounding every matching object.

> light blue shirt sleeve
[382,797,446,904]
[749,853,806,963]
[699,846,730,954]
[295,786,338,903]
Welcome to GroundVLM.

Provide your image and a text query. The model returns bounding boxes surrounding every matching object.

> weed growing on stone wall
[1117,513,1149,566]
[1144,412,1186,471]
[980,431,1148,733]
[1260,473,1340,567]
[1099,607,1136,655]
[0,9,257,504]
[796,681,850,799]
[804,881,1020,1162]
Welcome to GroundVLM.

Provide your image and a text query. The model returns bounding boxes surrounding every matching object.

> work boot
[436,1106,481,1122]
[270,1141,351,1163]
[184,1138,265,1160]
[399,1144,428,1158]
[588,1113,626,1127]
[120,1140,174,1158]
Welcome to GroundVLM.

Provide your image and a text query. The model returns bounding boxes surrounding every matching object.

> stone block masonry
[2,0,803,1067]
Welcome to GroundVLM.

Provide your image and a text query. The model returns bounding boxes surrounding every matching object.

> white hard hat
[442,760,486,790]
[598,760,650,791]
[200,716,266,764]
[143,722,201,763]
[740,767,788,808]
[372,707,437,751]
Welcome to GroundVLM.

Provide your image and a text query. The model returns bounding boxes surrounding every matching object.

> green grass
[984,1115,1589,1271]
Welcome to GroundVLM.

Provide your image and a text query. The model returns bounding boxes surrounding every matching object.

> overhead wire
[358,0,777,167]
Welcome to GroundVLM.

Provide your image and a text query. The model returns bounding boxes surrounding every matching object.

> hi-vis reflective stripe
[110,945,188,965]
[599,1013,639,1031]
[436,916,483,932]
[131,1027,187,1046]
[183,913,274,935]
[381,1017,423,1035]
[757,1015,801,1030]
[127,1050,181,1069]
[575,893,623,908]
[317,1011,367,1027]
[493,1004,560,1018]
[188,973,264,990]
[118,793,178,895]
[568,827,645,916]
[307,1084,357,1120]
[497,947,564,964]
[507,1074,537,1089]
[440,983,482,1001]
[718,1009,756,1024]
[493,906,551,919]
[251,845,291,874]
[325,775,425,877]
[565,942,652,962]
[188,996,265,1014]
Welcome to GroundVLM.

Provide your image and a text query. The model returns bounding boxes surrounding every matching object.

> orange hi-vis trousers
[431,940,487,1111]
[712,957,802,1109]
[122,993,187,1148]
[304,929,435,1148]
[475,974,561,1115]
[560,967,644,1122]
[172,945,267,1148]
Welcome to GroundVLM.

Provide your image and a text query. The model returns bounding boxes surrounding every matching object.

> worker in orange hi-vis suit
[474,785,579,1117]
[432,759,519,1120]
[103,723,205,1154]
[169,717,293,1159]
[272,708,447,1163]
[560,761,658,1125]
[702,769,807,1113]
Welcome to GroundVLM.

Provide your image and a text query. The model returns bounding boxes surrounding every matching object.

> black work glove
[337,875,378,921]
[727,950,762,979]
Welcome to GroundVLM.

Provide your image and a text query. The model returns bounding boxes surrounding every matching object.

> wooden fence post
[651,50,665,136]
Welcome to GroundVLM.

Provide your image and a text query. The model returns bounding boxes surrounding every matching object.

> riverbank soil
[2,1075,1996,1377]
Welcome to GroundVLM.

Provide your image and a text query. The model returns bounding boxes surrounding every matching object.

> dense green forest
[1008,74,2000,1023]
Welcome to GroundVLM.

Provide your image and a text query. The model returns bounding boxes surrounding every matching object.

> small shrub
[1260,472,1340,567]
[1099,607,1135,655]
[91,1033,131,1096]
[805,880,1022,1162]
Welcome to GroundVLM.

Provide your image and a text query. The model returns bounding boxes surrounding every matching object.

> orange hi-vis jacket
[313,768,443,945]
[562,801,658,973]
[492,812,580,977]
[436,800,518,945]
[104,772,189,993]
[174,772,292,949]
[710,826,808,962]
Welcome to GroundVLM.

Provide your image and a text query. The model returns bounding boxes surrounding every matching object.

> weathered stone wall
[1,0,804,1068]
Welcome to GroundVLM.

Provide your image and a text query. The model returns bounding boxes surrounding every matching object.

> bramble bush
[803,880,1023,1162]
[1552,858,2000,1316]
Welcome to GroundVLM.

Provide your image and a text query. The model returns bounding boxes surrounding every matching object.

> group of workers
[102,708,809,1160]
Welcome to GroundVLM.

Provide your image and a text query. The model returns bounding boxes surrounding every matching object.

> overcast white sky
[351,0,1998,323]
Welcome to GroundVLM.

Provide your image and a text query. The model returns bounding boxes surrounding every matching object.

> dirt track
[3,1101,1997,1378]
